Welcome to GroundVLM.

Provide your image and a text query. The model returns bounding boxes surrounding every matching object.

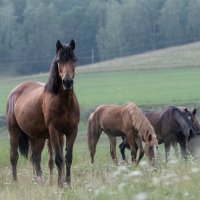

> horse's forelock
[57,45,77,63]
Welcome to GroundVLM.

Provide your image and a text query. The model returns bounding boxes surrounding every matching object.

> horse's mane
[125,102,156,141]
[45,58,61,94]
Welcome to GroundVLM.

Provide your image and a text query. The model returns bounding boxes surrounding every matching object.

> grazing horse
[119,106,199,162]
[6,39,80,187]
[87,103,158,165]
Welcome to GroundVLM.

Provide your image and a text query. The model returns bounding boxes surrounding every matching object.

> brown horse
[6,39,80,187]
[119,106,200,162]
[87,103,158,165]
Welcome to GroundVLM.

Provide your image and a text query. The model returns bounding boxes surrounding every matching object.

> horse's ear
[69,39,75,51]
[184,108,188,112]
[193,108,197,115]
[56,40,62,52]
[148,134,152,142]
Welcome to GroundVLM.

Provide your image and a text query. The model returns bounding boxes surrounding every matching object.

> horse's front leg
[134,136,144,165]
[127,133,137,163]
[164,142,170,162]
[47,139,54,185]
[49,125,64,187]
[65,126,78,185]
[179,139,189,160]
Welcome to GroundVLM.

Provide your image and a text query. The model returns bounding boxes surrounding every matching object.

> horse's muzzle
[62,79,74,90]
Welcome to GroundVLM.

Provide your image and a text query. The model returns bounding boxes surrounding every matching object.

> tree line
[0,0,200,74]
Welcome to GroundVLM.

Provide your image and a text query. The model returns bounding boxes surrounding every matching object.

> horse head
[173,107,197,142]
[183,108,200,135]
[144,131,158,166]
[56,39,76,90]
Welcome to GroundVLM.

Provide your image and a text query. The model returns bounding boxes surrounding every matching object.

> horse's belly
[14,84,49,139]
[16,111,49,139]
[103,128,125,137]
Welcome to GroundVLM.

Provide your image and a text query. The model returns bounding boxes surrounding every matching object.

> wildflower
[191,167,199,173]
[128,170,143,177]
[135,192,149,200]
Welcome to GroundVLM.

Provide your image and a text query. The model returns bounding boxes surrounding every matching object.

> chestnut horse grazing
[6,39,80,187]
[88,103,158,165]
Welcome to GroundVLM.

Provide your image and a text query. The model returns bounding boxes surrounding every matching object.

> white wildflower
[118,165,128,172]
[139,160,148,168]
[183,192,189,197]
[191,167,200,173]
[152,177,160,185]
[168,159,178,164]
[129,170,143,177]
[112,170,121,177]
[135,192,149,200]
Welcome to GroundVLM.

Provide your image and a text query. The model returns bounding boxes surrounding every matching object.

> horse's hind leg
[9,129,20,181]
[29,137,46,182]
[119,140,127,161]
[108,135,117,164]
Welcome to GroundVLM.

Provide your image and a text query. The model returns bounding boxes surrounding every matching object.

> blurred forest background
[0,0,200,74]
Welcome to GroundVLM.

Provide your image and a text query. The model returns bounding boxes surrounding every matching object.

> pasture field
[1,43,200,199]
[1,67,200,115]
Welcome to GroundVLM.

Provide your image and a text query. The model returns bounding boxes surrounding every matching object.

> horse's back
[92,104,130,136]
[7,81,48,138]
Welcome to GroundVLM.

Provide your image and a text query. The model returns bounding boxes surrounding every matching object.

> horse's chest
[51,110,79,134]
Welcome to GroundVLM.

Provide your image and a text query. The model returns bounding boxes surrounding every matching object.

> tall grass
[1,136,200,200]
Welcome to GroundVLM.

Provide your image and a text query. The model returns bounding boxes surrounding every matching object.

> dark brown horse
[6,39,80,187]
[119,106,199,162]
[87,103,158,165]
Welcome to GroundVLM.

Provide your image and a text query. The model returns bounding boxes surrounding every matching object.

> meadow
[1,43,200,199]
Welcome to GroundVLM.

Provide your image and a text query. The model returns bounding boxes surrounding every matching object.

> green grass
[1,42,200,199]
[76,67,200,109]
[1,67,200,116]
[1,137,200,200]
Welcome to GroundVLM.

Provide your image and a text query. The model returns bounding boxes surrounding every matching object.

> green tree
[0,0,16,57]
[158,0,188,47]
[187,0,200,41]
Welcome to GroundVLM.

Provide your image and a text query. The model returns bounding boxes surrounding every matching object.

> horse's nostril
[62,79,74,89]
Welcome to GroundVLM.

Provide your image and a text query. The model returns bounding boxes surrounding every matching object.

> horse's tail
[87,111,101,163]
[18,132,29,159]
[87,113,94,155]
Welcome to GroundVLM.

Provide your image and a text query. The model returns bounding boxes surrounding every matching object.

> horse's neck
[58,89,74,103]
